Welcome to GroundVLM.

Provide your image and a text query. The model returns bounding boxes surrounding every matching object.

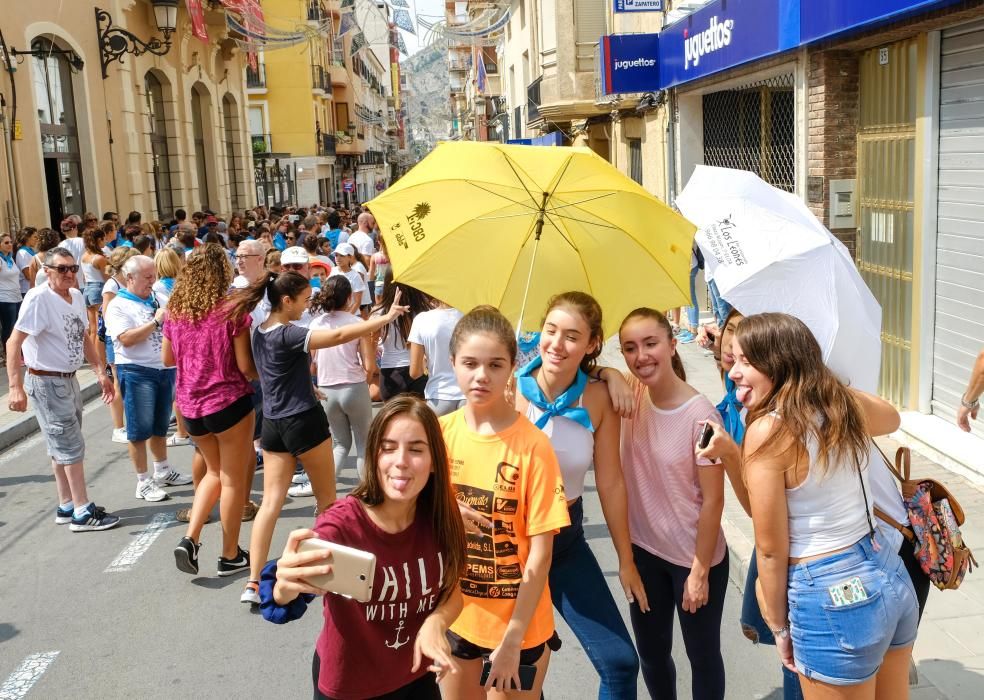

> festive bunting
[186,0,208,42]
[390,0,410,6]
[395,33,409,56]
[338,11,358,36]
[392,8,416,35]
[350,31,367,55]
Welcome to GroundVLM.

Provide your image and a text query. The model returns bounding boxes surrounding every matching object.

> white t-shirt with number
[15,284,89,372]
[408,307,464,401]
[105,293,165,369]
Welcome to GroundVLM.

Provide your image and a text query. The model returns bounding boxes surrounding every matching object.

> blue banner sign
[659,0,798,89]
[600,33,661,95]
[615,0,663,12]
[800,0,960,43]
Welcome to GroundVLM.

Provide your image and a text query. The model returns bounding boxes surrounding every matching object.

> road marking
[0,651,59,700]
[104,512,174,573]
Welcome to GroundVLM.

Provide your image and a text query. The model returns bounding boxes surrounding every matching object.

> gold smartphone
[296,537,377,603]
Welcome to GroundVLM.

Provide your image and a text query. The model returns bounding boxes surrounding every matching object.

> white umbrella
[676,165,882,394]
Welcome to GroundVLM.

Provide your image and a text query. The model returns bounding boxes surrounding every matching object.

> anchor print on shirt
[385,620,410,650]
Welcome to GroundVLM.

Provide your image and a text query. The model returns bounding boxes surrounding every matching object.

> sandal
[242,500,259,522]
[176,508,210,524]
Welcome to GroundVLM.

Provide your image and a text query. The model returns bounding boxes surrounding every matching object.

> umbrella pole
[515,195,549,337]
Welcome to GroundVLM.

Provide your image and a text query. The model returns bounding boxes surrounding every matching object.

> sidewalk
[0,365,103,452]
[601,335,984,698]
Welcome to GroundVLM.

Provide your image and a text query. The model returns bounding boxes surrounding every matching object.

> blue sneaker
[677,330,697,344]
[255,450,264,471]
[55,504,74,525]
[69,504,120,532]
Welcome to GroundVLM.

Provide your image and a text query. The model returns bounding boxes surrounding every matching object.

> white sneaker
[154,468,193,487]
[166,434,192,447]
[241,582,260,605]
[135,479,169,502]
[287,481,314,498]
[291,472,309,485]
[111,427,128,443]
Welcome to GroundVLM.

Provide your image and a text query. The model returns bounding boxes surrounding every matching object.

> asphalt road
[0,397,785,699]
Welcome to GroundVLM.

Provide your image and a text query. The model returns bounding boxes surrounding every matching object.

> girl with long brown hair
[732,312,918,699]
[618,306,728,700]
[227,271,408,606]
[262,396,466,700]
[164,243,257,581]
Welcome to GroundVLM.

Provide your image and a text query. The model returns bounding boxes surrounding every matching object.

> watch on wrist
[962,394,980,410]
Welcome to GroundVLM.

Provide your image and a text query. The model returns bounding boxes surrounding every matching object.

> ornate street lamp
[96,1,178,79]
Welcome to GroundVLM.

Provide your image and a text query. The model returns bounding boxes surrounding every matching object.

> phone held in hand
[480,658,537,691]
[697,421,714,450]
[295,537,377,603]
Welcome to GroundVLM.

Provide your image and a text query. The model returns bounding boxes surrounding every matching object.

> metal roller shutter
[932,19,984,424]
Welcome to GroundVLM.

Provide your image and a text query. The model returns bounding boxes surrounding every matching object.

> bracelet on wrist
[961,394,980,410]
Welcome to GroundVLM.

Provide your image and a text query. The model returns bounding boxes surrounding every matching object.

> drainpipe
[0,95,21,230]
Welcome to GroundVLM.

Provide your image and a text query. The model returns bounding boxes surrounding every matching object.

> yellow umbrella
[367,141,695,337]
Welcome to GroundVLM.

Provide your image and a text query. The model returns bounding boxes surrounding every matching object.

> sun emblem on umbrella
[413,202,431,220]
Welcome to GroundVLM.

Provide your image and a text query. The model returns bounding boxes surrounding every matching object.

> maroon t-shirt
[313,495,445,699]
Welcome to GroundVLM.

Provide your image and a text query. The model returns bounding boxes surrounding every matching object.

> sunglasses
[282,263,306,271]
[235,254,260,261]
[286,236,296,241]
[45,264,80,274]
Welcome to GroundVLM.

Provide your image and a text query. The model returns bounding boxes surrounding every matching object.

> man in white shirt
[232,239,267,289]
[347,213,376,257]
[6,247,120,531]
[60,217,86,289]
[105,256,191,502]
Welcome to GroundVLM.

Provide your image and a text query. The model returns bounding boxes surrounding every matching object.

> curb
[722,516,754,594]
[0,377,102,453]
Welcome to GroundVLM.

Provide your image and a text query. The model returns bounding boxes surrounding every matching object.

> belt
[28,368,76,378]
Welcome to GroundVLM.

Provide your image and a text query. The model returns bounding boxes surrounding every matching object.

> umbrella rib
[464,180,540,211]
[499,151,549,208]
[541,212,580,252]
[545,211,621,230]
[476,211,540,221]
[546,192,616,211]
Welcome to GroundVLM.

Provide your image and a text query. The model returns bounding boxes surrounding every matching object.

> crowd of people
[1,200,950,700]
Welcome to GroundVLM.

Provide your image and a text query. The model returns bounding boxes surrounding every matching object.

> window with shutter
[574,0,606,72]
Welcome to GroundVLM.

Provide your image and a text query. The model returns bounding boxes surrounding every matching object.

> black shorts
[446,629,561,665]
[380,366,427,401]
[183,394,254,437]
[249,381,263,440]
[261,404,331,456]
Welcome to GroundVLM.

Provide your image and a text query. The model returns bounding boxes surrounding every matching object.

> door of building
[857,39,917,407]
[931,20,984,425]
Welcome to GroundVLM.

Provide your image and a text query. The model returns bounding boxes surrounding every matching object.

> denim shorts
[25,373,85,464]
[788,534,919,686]
[117,364,176,442]
[83,281,104,307]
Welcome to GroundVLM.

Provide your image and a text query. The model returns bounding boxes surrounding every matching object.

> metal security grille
[702,73,796,191]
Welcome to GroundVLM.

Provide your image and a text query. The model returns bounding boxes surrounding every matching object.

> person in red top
[261,396,467,700]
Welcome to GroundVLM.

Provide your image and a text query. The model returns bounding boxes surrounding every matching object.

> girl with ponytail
[227,271,409,606]
[617,307,728,700]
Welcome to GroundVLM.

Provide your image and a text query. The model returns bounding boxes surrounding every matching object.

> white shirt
[151,280,171,307]
[375,314,411,369]
[347,230,374,256]
[0,255,22,303]
[310,311,366,386]
[105,292,165,369]
[15,248,34,294]
[62,236,87,289]
[232,275,250,289]
[408,307,464,401]
[329,267,368,307]
[15,284,89,372]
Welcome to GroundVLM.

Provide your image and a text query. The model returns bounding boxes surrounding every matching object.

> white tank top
[525,400,594,501]
[787,434,873,558]
[82,260,105,284]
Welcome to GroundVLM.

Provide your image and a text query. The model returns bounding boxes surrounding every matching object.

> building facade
[0,0,254,229]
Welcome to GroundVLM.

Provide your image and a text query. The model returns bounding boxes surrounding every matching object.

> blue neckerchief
[716,375,746,444]
[273,232,287,251]
[0,252,13,268]
[120,240,133,248]
[518,331,540,355]
[116,288,159,310]
[310,276,321,290]
[517,356,594,432]
[19,246,36,256]
[159,277,175,294]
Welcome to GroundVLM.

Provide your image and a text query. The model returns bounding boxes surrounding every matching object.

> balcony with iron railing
[318,133,337,157]
[527,77,542,125]
[246,63,266,89]
[311,65,330,95]
[251,133,273,155]
[307,2,326,22]
[359,149,385,165]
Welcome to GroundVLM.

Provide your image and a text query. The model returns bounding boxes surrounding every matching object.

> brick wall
[807,49,859,257]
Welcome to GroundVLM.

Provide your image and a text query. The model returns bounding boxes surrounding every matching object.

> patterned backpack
[873,446,976,591]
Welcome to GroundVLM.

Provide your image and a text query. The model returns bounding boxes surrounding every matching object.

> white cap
[280,246,309,265]
[335,242,355,257]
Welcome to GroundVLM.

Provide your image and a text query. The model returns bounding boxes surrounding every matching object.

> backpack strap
[874,506,916,543]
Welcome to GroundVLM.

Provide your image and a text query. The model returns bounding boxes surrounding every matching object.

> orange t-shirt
[440,409,570,650]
